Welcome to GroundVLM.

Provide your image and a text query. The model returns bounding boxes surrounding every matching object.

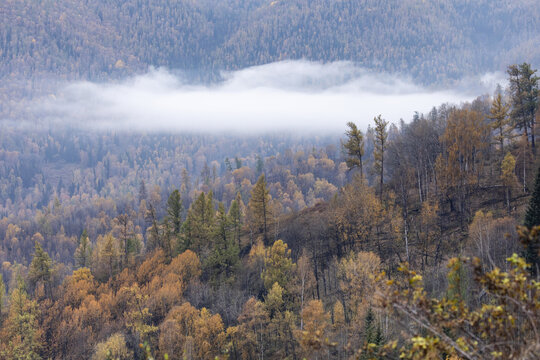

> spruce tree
[228,193,243,248]
[182,191,214,253]
[225,157,233,172]
[75,230,92,268]
[361,307,384,360]
[364,307,376,343]
[373,115,389,202]
[508,63,539,151]
[249,174,272,245]
[165,189,183,236]
[98,234,119,280]
[205,203,239,284]
[28,242,53,298]
[116,213,137,266]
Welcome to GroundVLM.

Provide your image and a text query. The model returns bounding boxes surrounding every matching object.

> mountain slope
[1,0,539,85]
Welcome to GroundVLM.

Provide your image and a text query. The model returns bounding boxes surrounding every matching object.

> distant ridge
[1,0,539,85]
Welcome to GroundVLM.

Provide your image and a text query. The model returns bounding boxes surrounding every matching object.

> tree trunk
[380,156,384,203]
[531,117,536,153]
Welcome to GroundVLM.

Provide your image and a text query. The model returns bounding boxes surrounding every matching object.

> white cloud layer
[42,60,505,133]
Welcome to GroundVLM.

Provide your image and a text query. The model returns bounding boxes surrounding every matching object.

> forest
[0,62,538,359]
[1,0,540,107]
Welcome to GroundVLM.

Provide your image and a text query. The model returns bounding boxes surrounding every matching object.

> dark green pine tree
[523,166,540,275]
[508,63,539,151]
[28,242,53,298]
[364,307,376,344]
[248,174,272,245]
[165,189,183,236]
[361,307,384,360]
[204,203,239,285]
[225,157,233,172]
[180,191,215,253]
[228,192,243,249]
[75,229,92,269]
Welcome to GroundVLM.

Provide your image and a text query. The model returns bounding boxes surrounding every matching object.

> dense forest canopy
[0,61,539,358]
[1,0,539,87]
[0,0,540,358]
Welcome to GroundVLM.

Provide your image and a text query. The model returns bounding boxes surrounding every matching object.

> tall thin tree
[343,121,365,178]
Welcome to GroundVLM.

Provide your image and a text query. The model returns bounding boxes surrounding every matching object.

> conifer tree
[249,174,272,245]
[165,189,183,237]
[180,168,191,206]
[373,115,388,202]
[116,213,136,266]
[488,92,510,155]
[343,121,365,178]
[182,191,215,253]
[364,307,376,343]
[206,191,215,223]
[262,240,295,292]
[235,157,242,169]
[96,234,119,280]
[446,258,468,302]
[205,203,239,284]
[508,63,539,151]
[362,307,384,359]
[225,157,233,172]
[215,202,231,241]
[75,229,92,268]
[0,281,43,359]
[228,192,243,248]
[28,241,53,298]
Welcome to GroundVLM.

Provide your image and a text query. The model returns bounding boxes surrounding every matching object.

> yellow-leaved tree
[501,152,518,212]
[436,108,488,225]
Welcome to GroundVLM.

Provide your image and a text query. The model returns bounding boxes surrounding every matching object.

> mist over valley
[34,61,505,133]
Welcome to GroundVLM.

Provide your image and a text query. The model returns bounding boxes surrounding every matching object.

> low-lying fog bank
[39,60,505,133]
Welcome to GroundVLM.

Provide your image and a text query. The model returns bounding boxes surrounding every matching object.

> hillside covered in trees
[1,0,540,90]
[0,62,538,359]
[1,0,540,358]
